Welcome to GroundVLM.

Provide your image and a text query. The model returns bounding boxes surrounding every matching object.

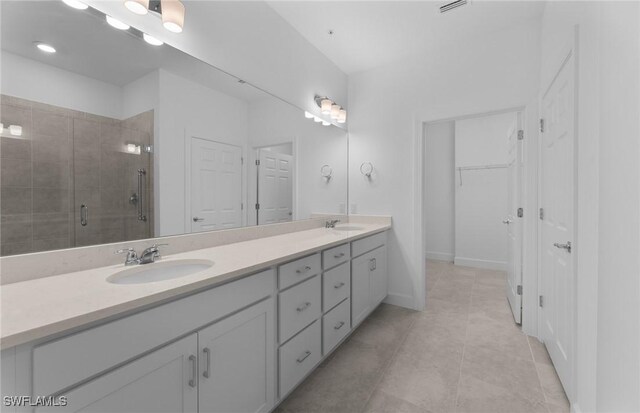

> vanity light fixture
[62,0,89,10]
[9,125,23,137]
[321,120,331,126]
[304,111,314,119]
[143,33,164,46]
[35,42,56,53]
[313,116,322,123]
[161,0,185,33]
[313,95,347,125]
[337,109,347,124]
[330,104,341,120]
[126,143,142,154]
[106,15,130,30]
[320,99,333,115]
[124,0,149,15]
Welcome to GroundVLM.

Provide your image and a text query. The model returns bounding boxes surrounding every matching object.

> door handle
[80,204,88,227]
[553,241,572,253]
[188,355,197,387]
[202,347,211,378]
[192,217,204,222]
[502,219,513,225]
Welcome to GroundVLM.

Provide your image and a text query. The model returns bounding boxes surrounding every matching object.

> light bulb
[322,121,330,126]
[330,104,340,120]
[304,111,314,119]
[62,0,89,10]
[35,43,56,53]
[161,0,185,33]
[106,15,130,30]
[124,0,149,15]
[143,33,164,46]
[313,117,322,123]
[9,125,22,137]
[321,99,332,115]
[337,109,347,123]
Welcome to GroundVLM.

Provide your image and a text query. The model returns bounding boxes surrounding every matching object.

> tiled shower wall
[0,95,154,256]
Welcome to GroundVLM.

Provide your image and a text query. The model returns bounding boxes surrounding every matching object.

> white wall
[157,69,249,236]
[84,1,347,121]
[247,97,348,226]
[348,19,541,308]
[424,121,454,261]
[1,51,122,118]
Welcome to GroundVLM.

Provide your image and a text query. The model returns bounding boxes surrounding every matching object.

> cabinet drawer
[278,275,321,343]
[278,253,321,290]
[322,298,350,356]
[322,244,350,270]
[279,320,321,398]
[322,262,350,313]
[352,232,386,258]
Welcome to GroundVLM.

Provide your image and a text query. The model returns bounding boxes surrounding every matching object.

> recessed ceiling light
[143,33,163,46]
[124,0,149,15]
[106,15,130,30]
[62,0,89,10]
[35,42,56,53]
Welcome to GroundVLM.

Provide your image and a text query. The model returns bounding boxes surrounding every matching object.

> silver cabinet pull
[333,252,345,259]
[137,168,147,222]
[296,302,311,312]
[202,347,211,378]
[296,265,312,274]
[334,321,345,330]
[369,258,377,271]
[554,241,572,253]
[188,355,197,387]
[192,217,205,222]
[80,204,88,227]
[296,350,311,363]
[334,282,345,289]
[502,218,513,225]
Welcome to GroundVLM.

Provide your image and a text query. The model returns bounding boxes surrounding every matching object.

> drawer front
[352,232,387,258]
[279,275,321,343]
[322,298,351,355]
[322,244,350,270]
[279,253,321,290]
[33,269,275,398]
[322,262,350,313]
[279,320,321,398]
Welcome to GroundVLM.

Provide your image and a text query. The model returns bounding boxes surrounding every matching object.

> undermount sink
[107,259,214,285]
[331,225,365,232]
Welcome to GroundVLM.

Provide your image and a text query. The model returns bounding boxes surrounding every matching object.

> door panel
[351,253,371,327]
[370,246,388,306]
[190,137,242,232]
[198,299,275,413]
[39,334,197,413]
[506,115,523,324]
[257,150,293,225]
[540,51,575,397]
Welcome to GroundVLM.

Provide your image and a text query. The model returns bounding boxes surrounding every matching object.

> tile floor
[276,260,570,413]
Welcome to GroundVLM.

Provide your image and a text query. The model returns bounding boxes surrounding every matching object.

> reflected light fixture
[337,109,347,124]
[62,0,89,10]
[161,0,185,33]
[321,120,330,126]
[106,15,130,30]
[330,104,341,120]
[9,125,23,137]
[313,116,322,123]
[304,111,314,119]
[35,42,56,53]
[320,99,333,115]
[126,143,141,154]
[143,33,164,46]
[124,0,149,15]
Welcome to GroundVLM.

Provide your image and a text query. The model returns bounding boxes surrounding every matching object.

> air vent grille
[440,0,468,13]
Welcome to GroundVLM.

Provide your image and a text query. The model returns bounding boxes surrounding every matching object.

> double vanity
[0,220,390,413]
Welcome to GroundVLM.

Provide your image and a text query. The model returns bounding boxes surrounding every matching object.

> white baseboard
[454,257,507,271]
[425,251,454,262]
[383,292,415,310]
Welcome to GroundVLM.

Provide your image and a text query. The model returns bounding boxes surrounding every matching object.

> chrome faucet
[325,219,341,228]
[115,244,168,266]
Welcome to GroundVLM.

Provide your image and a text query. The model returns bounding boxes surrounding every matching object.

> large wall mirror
[0,1,348,256]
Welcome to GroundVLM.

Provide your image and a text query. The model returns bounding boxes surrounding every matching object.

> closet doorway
[424,109,524,323]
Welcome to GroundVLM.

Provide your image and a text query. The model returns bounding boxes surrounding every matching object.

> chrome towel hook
[360,162,374,178]
[320,164,333,181]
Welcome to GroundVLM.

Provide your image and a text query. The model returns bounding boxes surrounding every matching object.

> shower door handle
[80,204,88,226]
[137,168,147,222]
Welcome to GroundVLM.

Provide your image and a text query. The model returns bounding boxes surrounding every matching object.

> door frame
[537,28,579,403]
[184,131,246,233]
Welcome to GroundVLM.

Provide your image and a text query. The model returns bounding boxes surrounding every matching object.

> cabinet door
[198,298,275,413]
[351,253,372,327]
[38,334,198,413]
[370,246,388,306]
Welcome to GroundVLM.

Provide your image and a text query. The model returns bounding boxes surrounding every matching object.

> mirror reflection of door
[190,137,242,233]
[256,148,293,225]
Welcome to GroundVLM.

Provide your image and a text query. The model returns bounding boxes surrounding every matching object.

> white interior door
[540,51,575,397]
[257,149,293,225]
[505,116,524,324]
[190,137,242,232]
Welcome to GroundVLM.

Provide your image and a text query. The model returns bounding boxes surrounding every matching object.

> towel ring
[320,164,333,180]
[360,162,374,178]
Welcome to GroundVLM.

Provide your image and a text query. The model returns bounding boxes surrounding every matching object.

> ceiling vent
[440,0,469,13]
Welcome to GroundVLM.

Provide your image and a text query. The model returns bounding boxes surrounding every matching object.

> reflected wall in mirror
[0,1,348,256]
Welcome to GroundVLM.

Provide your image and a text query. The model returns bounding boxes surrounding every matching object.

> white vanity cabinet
[351,235,388,327]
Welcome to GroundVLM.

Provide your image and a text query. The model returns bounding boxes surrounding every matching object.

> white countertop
[0,223,390,350]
